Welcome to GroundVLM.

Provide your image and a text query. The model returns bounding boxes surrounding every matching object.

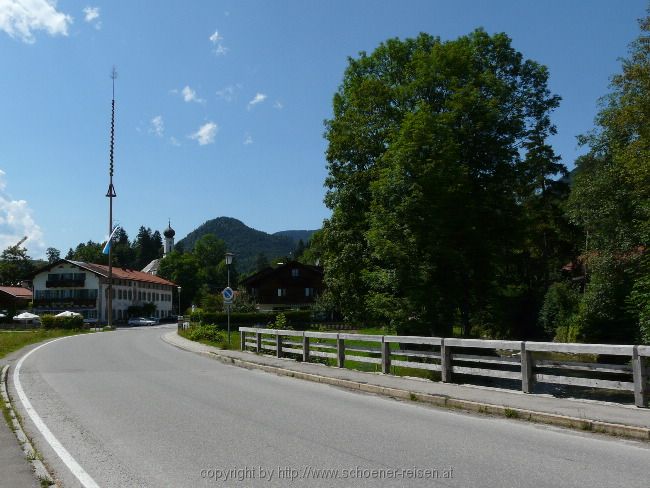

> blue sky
[0,0,646,259]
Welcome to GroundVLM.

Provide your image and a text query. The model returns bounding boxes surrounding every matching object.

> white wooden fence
[239,327,650,408]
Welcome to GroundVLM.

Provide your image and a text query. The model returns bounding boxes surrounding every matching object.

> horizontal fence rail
[239,327,650,408]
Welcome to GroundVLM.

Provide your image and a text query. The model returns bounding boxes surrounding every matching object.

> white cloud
[209,28,228,56]
[82,6,100,30]
[190,122,218,145]
[243,134,253,145]
[83,6,99,22]
[181,85,204,103]
[215,84,240,102]
[0,0,73,43]
[209,30,222,43]
[0,170,44,256]
[247,93,267,110]
[214,44,229,56]
[149,115,164,137]
[169,136,181,147]
[273,101,284,110]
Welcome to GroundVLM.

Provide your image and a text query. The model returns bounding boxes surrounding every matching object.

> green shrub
[40,314,84,330]
[539,282,580,340]
[187,324,223,343]
[268,312,290,330]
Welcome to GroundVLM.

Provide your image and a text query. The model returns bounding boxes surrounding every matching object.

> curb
[1,365,58,487]
[163,332,650,442]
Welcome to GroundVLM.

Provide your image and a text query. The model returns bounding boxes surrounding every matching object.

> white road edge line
[13,335,101,488]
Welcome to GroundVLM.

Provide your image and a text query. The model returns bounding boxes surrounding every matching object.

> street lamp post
[225,252,233,345]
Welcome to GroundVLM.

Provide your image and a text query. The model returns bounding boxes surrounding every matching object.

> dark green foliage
[158,233,232,311]
[112,227,135,269]
[298,229,324,266]
[0,242,35,285]
[66,241,107,264]
[273,230,317,244]
[322,30,567,337]
[158,251,200,311]
[294,239,306,259]
[133,227,163,270]
[539,282,580,340]
[45,247,60,264]
[193,234,230,292]
[629,254,650,343]
[565,13,650,344]
[40,314,84,329]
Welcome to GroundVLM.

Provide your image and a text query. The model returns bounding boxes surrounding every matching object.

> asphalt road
[10,326,650,488]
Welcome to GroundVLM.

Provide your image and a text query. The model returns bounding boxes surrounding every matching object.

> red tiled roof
[73,262,176,287]
[0,286,33,299]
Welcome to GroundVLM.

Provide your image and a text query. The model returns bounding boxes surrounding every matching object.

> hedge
[189,310,314,330]
[40,314,85,330]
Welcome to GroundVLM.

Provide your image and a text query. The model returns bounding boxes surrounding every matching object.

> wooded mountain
[176,217,318,273]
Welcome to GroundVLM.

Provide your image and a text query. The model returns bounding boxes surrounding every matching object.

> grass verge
[178,326,241,350]
[0,329,91,360]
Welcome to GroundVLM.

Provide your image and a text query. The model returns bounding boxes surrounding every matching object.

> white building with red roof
[31,259,176,323]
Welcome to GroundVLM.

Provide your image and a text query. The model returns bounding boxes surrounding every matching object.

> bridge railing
[239,327,650,408]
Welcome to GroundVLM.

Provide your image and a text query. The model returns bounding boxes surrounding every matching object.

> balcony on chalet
[46,272,86,288]
[46,278,85,288]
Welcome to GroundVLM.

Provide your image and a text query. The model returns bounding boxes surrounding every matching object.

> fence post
[337,336,345,368]
[303,335,310,362]
[521,341,534,394]
[381,337,391,374]
[240,330,245,351]
[256,332,262,353]
[440,339,452,383]
[632,346,648,408]
[276,333,283,358]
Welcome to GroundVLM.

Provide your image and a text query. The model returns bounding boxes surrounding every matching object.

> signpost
[222,287,234,304]
[223,286,233,345]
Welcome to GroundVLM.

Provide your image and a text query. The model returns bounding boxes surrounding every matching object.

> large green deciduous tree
[323,30,566,336]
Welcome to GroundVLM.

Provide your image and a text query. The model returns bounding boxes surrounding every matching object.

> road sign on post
[222,287,234,304]
[222,284,234,346]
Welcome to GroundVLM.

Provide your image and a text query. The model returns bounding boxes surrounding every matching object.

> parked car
[147,317,160,325]
[128,317,156,326]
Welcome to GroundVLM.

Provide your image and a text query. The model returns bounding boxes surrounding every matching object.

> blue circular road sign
[222,287,234,302]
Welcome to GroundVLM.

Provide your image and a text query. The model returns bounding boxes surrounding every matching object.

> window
[291,269,300,278]
[277,288,287,297]
[305,287,315,297]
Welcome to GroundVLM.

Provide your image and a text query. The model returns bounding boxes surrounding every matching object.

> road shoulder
[1,365,51,488]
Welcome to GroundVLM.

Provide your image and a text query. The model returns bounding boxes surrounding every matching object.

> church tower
[163,220,175,257]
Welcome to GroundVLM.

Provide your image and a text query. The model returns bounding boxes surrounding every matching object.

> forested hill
[176,217,318,272]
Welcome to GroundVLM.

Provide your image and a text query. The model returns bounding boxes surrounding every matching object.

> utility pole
[106,67,117,327]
